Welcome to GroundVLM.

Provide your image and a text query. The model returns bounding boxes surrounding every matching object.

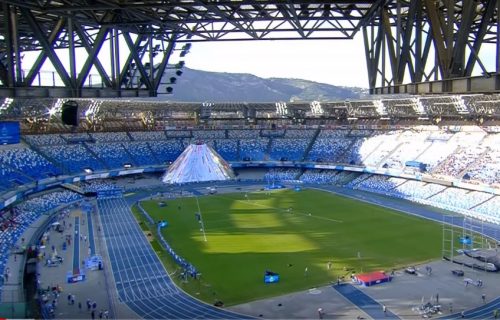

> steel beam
[2,3,15,87]
[74,24,112,88]
[0,61,8,86]
[464,0,497,75]
[119,34,145,88]
[423,0,450,79]
[122,31,153,92]
[396,0,417,83]
[0,1,498,97]
[0,86,153,98]
[68,15,77,90]
[22,8,73,88]
[450,0,475,77]
[23,17,66,86]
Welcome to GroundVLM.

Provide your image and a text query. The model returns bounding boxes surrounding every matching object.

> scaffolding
[442,215,457,262]
[442,215,497,272]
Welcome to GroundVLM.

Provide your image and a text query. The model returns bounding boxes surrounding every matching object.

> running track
[98,196,251,319]
[120,182,500,318]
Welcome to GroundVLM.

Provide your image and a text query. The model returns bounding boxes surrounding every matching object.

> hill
[158,67,366,102]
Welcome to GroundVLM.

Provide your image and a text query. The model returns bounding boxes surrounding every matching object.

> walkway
[333,284,399,319]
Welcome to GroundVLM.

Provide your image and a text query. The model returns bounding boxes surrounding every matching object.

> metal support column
[2,3,15,88]
[114,29,121,95]
[68,15,77,96]
[442,215,455,262]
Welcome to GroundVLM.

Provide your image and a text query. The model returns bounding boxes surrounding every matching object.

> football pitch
[138,188,443,306]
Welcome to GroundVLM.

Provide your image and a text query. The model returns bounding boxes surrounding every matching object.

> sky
[183,35,369,88]
[21,34,369,89]
[21,32,497,90]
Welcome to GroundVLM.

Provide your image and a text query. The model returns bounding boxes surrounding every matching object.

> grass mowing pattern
[138,188,443,306]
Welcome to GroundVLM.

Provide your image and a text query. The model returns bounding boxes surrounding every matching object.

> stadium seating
[239,138,268,161]
[129,131,167,141]
[40,144,105,173]
[214,139,239,161]
[269,138,309,161]
[264,168,301,182]
[0,190,82,298]
[148,140,185,164]
[1,126,499,227]
[307,130,352,162]
[90,132,130,143]
[86,142,135,168]
[227,129,260,139]
[284,129,316,138]
[0,164,34,191]
[192,130,226,139]
[0,146,62,179]
[123,141,159,166]
[23,134,66,146]
[299,169,341,184]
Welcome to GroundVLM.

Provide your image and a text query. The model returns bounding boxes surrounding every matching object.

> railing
[136,201,198,278]
[19,70,107,88]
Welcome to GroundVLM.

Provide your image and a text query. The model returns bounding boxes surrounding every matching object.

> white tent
[162,143,235,184]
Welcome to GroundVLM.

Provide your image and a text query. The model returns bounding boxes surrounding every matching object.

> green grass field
[137,188,443,306]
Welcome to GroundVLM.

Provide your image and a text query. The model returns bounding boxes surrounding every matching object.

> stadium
[1,1,500,319]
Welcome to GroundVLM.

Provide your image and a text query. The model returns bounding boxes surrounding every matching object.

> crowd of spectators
[432,132,487,177]
[165,130,191,138]
[383,132,431,169]
[261,129,285,137]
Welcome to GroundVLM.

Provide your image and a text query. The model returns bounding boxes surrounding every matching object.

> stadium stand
[0,146,61,179]
[40,144,105,173]
[0,190,82,300]
[0,103,499,262]
[269,138,309,161]
[264,168,301,182]
[123,141,159,166]
[239,138,268,161]
[1,96,500,320]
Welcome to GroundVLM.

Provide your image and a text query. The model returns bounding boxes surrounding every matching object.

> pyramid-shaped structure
[162,143,235,184]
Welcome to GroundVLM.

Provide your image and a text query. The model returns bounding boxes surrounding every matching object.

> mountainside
[158,67,366,102]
